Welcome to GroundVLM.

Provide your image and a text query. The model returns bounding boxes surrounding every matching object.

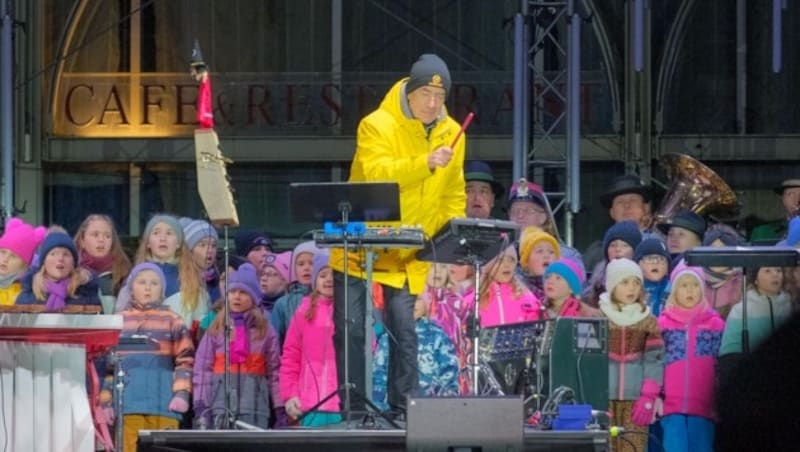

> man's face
[782,187,800,217]
[407,86,446,124]
[609,193,648,227]
[466,181,494,219]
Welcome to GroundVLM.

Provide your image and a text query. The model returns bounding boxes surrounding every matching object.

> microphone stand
[222,224,233,428]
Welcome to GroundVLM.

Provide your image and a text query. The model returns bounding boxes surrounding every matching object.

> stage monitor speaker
[406,396,524,452]
[194,129,239,227]
[538,318,609,411]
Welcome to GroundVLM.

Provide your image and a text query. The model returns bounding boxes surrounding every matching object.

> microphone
[609,425,625,437]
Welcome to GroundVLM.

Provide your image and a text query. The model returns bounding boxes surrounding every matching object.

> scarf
[598,293,651,326]
[0,271,20,289]
[45,279,70,311]
[229,312,249,364]
[664,301,708,324]
[204,267,219,285]
[79,250,113,274]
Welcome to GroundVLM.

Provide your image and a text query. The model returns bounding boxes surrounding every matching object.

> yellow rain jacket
[330,78,466,295]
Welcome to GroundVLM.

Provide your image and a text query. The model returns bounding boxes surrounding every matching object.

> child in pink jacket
[478,245,543,327]
[657,263,724,452]
[279,255,341,427]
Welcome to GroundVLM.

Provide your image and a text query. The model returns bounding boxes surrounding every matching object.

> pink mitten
[631,379,660,426]
[168,396,190,413]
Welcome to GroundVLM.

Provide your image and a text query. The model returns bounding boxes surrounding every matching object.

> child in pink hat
[0,218,46,305]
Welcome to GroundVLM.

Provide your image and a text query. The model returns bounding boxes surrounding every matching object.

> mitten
[168,395,190,413]
[273,407,289,428]
[631,379,660,426]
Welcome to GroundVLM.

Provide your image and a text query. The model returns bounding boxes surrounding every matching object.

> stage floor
[138,428,610,451]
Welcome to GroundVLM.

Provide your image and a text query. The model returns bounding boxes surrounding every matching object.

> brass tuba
[651,153,739,227]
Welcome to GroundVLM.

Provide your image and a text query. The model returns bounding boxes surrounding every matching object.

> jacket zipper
[682,321,690,413]
[618,325,626,400]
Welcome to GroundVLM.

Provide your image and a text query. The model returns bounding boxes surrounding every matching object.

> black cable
[15,0,157,91]
[619,429,665,452]
[617,434,639,452]
[575,322,589,405]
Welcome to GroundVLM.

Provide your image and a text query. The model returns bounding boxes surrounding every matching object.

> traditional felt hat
[599,174,654,208]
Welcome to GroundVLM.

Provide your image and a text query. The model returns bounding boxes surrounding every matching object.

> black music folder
[416,218,520,265]
[289,182,401,224]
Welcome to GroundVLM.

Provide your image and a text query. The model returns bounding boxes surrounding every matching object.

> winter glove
[631,379,660,426]
[285,397,303,419]
[168,394,190,413]
[273,407,290,428]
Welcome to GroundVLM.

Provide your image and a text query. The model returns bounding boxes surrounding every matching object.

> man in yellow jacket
[330,54,466,416]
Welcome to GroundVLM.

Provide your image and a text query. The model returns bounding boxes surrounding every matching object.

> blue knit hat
[234,229,273,258]
[38,232,78,265]
[603,220,642,257]
[544,257,586,296]
[228,263,263,303]
[634,238,670,263]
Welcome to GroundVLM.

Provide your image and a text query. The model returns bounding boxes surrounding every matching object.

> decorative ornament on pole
[190,38,214,129]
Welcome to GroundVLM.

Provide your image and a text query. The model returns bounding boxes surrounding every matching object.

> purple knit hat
[311,254,330,290]
[228,263,263,302]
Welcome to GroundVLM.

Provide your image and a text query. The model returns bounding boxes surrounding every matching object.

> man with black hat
[583,174,657,271]
[329,53,465,419]
[464,160,503,219]
[749,178,800,244]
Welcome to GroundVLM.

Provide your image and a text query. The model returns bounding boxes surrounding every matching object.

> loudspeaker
[194,129,239,227]
[538,318,609,411]
[406,396,524,452]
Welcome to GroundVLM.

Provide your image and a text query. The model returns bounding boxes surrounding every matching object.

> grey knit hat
[406,54,451,95]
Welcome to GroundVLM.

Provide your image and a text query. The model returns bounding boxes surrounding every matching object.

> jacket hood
[380,79,448,128]
[661,303,716,325]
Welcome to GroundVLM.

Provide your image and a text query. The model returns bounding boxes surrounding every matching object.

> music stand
[288,182,401,428]
[417,218,520,395]
[685,246,799,353]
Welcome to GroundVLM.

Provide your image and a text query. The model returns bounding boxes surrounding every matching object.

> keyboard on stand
[313,226,426,249]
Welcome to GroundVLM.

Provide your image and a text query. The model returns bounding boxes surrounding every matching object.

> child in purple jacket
[657,263,724,452]
[193,263,285,429]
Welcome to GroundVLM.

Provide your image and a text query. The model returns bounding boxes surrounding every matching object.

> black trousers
[333,270,418,412]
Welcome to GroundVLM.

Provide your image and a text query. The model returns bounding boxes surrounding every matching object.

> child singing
[478,245,543,327]
[599,258,664,452]
[193,263,285,429]
[103,263,195,452]
[279,255,341,427]
[658,264,724,452]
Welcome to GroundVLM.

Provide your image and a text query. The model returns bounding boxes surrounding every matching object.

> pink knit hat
[0,218,47,265]
[263,251,291,282]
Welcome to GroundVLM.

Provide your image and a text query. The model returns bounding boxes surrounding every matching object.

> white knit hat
[605,258,643,294]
